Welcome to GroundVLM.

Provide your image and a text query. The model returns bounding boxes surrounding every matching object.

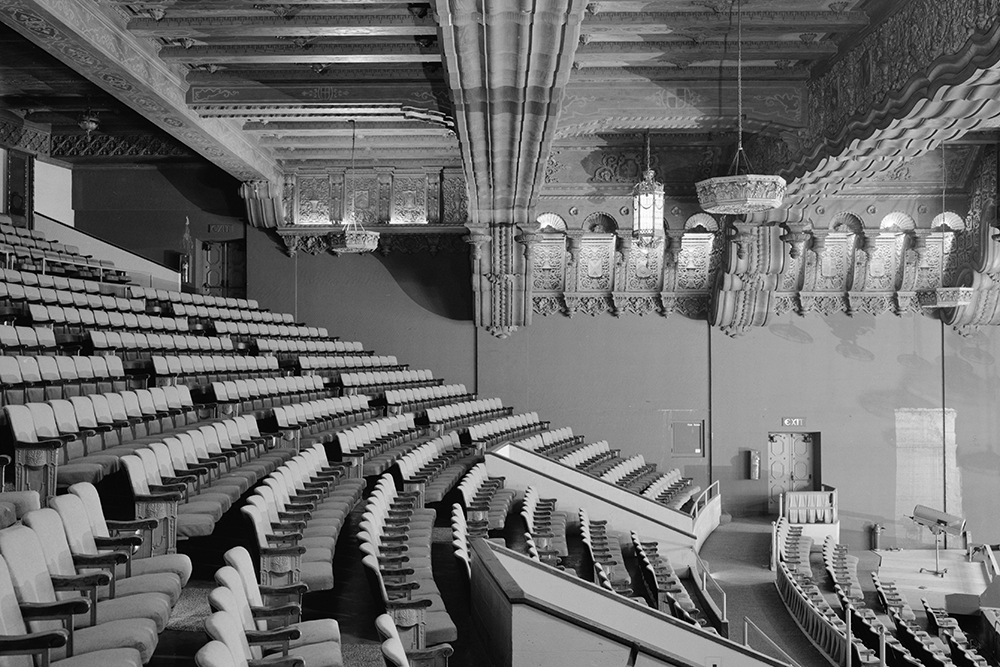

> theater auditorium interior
[3,0,1000,665]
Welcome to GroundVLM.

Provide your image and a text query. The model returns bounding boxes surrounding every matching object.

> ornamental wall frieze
[280,170,468,227]
[0,116,49,155]
[49,133,192,157]
[275,226,467,257]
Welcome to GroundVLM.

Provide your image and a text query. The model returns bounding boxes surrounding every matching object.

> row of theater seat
[128,286,264,312]
[0,267,125,295]
[240,444,366,592]
[630,533,710,629]
[455,463,514,536]
[384,384,473,414]
[520,485,568,566]
[0,481,193,667]
[580,507,632,596]
[152,354,281,387]
[299,354,400,374]
[0,354,131,404]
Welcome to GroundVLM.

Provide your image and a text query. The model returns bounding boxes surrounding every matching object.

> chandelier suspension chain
[736,0,743,154]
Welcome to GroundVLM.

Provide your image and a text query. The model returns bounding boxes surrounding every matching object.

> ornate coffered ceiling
[4,0,1000,336]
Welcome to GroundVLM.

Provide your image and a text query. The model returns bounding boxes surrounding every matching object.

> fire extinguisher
[871,523,884,551]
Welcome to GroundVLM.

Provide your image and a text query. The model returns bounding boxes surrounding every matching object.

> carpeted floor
[698,517,830,667]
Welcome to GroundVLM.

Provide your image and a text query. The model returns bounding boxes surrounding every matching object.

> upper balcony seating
[209,568,344,667]
[396,431,479,505]
[0,549,146,667]
[127,286,264,316]
[425,398,509,431]
[255,338,362,357]
[0,324,58,355]
[520,486,568,564]
[383,385,474,416]
[455,463,515,536]
[357,474,457,652]
[468,412,547,449]
[339,370,441,397]
[299,355,402,380]
[207,374,327,415]
[579,508,632,596]
[151,354,280,387]
[0,354,129,405]
[0,522,160,664]
[90,331,234,358]
[513,427,582,458]
[0,227,129,284]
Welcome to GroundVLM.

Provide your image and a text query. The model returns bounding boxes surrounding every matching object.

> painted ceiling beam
[185,79,451,113]
[0,0,280,183]
[158,43,441,65]
[573,40,838,64]
[128,14,437,38]
[110,0,420,7]
[185,64,445,81]
[579,10,868,36]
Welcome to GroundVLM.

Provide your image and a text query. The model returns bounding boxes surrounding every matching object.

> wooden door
[199,239,247,299]
[767,432,816,512]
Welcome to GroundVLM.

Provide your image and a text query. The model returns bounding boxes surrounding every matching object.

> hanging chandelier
[332,119,380,255]
[695,0,785,215]
[632,131,664,249]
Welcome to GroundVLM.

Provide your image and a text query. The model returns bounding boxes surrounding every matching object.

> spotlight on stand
[909,505,966,577]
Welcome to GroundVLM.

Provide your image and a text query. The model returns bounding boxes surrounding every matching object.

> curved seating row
[580,508,631,595]
[521,486,568,563]
[383,384,473,415]
[468,412,547,449]
[630,532,707,628]
[455,462,515,535]
[398,431,479,505]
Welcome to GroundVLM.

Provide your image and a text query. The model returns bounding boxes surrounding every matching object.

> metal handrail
[694,554,727,622]
[692,480,720,520]
[744,616,803,667]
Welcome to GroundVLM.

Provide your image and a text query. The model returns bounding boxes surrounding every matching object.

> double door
[767,432,819,512]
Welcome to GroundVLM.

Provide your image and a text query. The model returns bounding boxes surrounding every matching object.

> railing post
[744,617,749,648]
[771,521,777,571]
[879,625,886,667]
[845,604,852,667]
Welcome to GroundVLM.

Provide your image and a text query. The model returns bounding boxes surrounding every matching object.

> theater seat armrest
[248,657,304,667]
[384,594,433,607]
[12,437,69,450]
[95,535,143,549]
[260,545,306,558]
[258,583,308,599]
[250,603,301,623]
[72,552,128,567]
[20,599,91,619]
[246,627,301,645]
[0,629,68,653]
[51,572,111,589]
[135,490,183,502]
[408,644,454,661]
[105,518,159,532]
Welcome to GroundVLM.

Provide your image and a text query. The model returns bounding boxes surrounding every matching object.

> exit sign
[781,417,806,427]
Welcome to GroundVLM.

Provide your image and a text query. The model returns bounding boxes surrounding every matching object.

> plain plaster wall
[34,160,74,226]
[73,163,246,268]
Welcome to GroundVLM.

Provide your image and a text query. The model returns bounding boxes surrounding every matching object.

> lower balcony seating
[871,572,916,621]
[891,608,956,666]
[579,508,632,596]
[0,522,160,664]
[358,474,458,652]
[630,532,706,627]
[375,613,453,667]
[396,432,480,505]
[0,551,146,667]
[209,567,344,667]
[520,486,568,563]
[455,463,515,536]
[333,412,426,477]
[775,517,813,579]
[822,537,862,602]
[451,504,472,582]
[921,598,964,640]
[947,631,989,667]
[66,481,193,578]
[775,559,880,666]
